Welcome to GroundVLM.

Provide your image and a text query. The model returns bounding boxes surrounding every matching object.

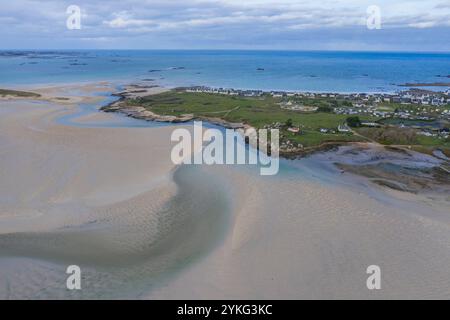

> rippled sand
[1,85,450,299]
[0,91,231,299]
[146,163,450,299]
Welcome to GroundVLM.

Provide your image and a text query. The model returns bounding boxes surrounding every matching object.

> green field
[416,135,450,148]
[127,91,371,128]
[126,91,375,147]
[124,90,449,152]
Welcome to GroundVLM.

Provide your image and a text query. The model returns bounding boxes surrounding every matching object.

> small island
[0,88,41,98]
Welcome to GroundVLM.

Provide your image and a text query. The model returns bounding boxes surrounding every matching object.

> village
[184,86,450,111]
[182,86,450,142]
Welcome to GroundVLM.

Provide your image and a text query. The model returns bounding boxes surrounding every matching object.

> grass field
[127,91,368,128]
[127,91,372,147]
[127,91,375,147]
[125,90,449,151]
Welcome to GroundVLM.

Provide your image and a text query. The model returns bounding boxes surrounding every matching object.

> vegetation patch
[109,89,450,155]
[0,89,41,98]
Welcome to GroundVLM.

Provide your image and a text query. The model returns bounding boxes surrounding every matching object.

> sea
[1,50,450,93]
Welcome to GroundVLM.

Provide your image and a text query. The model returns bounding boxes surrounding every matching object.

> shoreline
[99,84,449,159]
[2,81,449,191]
[2,82,448,161]
[97,83,450,195]
[100,85,351,157]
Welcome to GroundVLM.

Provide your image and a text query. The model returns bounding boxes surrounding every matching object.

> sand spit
[0,82,112,105]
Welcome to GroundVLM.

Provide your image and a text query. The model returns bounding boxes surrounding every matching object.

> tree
[342,100,352,107]
[330,100,339,108]
[346,116,361,128]
[285,118,293,128]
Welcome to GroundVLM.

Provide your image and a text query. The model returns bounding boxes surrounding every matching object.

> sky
[1,0,450,51]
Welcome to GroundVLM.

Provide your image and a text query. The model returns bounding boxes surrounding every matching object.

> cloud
[409,21,437,29]
[104,12,156,28]
[0,0,450,50]
[97,0,450,33]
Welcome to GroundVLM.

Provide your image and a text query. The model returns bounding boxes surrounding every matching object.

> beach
[147,164,450,299]
[0,84,232,298]
[1,83,450,299]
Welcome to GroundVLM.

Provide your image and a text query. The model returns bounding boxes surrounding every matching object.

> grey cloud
[0,0,449,50]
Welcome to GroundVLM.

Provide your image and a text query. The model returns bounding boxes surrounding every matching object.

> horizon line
[1,48,450,54]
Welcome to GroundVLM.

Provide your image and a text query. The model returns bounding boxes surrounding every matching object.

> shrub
[285,118,293,127]
[346,116,361,128]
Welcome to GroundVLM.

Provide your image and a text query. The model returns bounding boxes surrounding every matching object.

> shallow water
[0,164,232,299]
[54,86,172,129]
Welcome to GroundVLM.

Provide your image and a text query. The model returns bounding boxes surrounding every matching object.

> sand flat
[146,165,450,299]
[1,84,450,299]
[0,85,233,299]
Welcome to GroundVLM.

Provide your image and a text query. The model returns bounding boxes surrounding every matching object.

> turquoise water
[54,88,171,128]
[1,50,450,93]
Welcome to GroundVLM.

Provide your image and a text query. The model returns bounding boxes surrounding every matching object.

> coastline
[99,85,349,157]
[98,83,449,196]
[99,84,450,159]
[0,81,449,299]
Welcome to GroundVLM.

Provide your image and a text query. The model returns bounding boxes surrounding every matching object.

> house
[361,122,381,127]
[287,127,301,134]
[338,124,351,133]
[417,131,434,137]
[431,98,444,106]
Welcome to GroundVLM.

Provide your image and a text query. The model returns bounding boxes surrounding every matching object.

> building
[287,127,301,134]
[338,124,351,133]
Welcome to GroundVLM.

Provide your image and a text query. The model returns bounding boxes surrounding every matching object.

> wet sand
[1,83,450,299]
[145,163,450,300]
[0,85,231,298]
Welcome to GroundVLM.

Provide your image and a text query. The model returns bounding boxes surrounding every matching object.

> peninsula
[101,85,450,157]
